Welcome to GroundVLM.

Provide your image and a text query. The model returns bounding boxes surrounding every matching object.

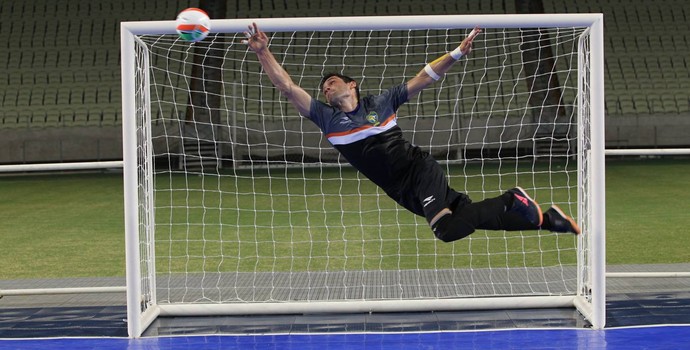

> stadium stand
[0,0,688,162]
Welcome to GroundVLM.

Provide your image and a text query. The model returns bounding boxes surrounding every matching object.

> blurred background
[0,0,688,165]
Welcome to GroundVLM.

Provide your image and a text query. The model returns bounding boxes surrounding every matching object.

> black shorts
[394,150,470,223]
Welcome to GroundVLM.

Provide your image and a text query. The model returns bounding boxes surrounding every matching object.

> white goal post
[121,14,605,337]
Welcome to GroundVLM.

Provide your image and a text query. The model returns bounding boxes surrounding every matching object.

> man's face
[321,76,355,105]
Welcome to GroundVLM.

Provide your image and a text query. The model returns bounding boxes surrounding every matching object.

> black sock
[540,213,551,230]
[431,213,474,242]
[430,194,541,243]
[456,196,510,227]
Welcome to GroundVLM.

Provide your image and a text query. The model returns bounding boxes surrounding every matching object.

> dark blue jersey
[307,84,407,145]
[307,83,467,220]
[308,84,411,193]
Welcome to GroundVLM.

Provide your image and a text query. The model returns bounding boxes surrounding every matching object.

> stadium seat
[676,93,689,113]
[5,51,22,70]
[63,105,89,127]
[85,69,102,83]
[20,70,36,85]
[56,87,71,106]
[47,70,62,84]
[661,94,679,114]
[42,86,59,106]
[41,49,59,68]
[1,108,23,129]
[5,71,22,86]
[16,87,31,107]
[2,89,18,107]
[93,49,110,67]
[28,107,48,128]
[109,85,122,105]
[100,105,120,126]
[69,85,85,105]
[0,50,9,69]
[646,93,665,114]
[33,70,49,85]
[605,95,621,115]
[81,48,96,67]
[73,70,88,83]
[29,87,45,106]
[631,92,650,114]
[44,107,63,128]
[618,94,635,115]
[96,86,111,104]
[83,87,98,106]
[55,49,73,68]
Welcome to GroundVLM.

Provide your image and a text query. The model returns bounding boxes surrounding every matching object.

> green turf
[0,173,125,278]
[605,158,690,264]
[0,159,688,279]
[149,162,578,274]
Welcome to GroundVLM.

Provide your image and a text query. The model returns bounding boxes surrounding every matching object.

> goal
[121,14,605,337]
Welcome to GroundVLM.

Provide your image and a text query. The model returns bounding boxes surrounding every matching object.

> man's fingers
[467,26,481,40]
[242,31,251,46]
[243,23,259,45]
[245,23,258,37]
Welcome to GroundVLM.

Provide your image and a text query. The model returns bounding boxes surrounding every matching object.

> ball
[175,8,211,42]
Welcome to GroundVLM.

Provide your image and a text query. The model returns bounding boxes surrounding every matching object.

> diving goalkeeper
[242,22,580,242]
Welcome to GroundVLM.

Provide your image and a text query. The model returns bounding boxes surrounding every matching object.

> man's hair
[319,73,360,101]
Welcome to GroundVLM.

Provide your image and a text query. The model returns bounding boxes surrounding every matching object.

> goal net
[121,14,606,337]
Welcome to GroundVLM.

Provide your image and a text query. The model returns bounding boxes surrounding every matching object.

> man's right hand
[458,26,482,56]
[242,22,268,53]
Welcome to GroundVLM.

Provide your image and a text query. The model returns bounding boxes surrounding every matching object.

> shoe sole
[513,186,543,227]
[551,205,581,235]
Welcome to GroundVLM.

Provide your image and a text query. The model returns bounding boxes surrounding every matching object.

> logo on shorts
[422,195,436,208]
[514,194,529,206]
[366,112,380,126]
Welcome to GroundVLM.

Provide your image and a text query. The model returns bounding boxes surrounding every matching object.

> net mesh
[132,26,589,305]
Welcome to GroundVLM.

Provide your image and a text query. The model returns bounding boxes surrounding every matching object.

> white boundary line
[1,323,689,342]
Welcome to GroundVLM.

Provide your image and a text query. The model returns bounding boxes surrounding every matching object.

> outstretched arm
[406,26,482,99]
[242,22,312,116]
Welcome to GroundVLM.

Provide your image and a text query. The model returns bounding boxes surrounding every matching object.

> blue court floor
[1,266,690,349]
[1,326,690,349]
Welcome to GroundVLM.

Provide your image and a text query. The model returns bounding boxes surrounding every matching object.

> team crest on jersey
[366,112,380,126]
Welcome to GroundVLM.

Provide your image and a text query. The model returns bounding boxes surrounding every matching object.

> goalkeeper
[243,23,580,242]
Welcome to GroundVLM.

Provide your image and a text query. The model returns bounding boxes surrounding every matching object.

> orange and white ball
[175,8,210,42]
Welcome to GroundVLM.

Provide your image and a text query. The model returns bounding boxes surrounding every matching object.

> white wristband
[450,47,464,60]
[424,64,441,81]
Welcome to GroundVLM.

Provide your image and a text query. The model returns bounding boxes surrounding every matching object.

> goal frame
[121,13,606,337]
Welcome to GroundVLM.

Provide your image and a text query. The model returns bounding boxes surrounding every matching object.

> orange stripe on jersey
[325,114,398,146]
[326,114,396,139]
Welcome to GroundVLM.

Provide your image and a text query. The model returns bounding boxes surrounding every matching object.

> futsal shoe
[544,205,581,235]
[506,187,543,227]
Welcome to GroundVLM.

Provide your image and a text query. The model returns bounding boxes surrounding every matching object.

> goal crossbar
[121,14,604,34]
